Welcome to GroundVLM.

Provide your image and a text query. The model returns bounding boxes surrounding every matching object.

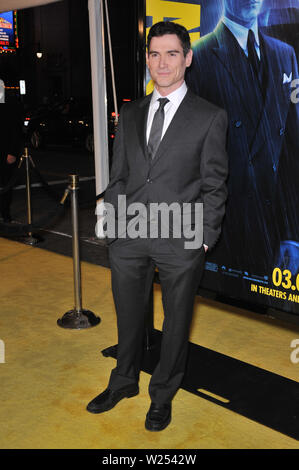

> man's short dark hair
[147,21,191,57]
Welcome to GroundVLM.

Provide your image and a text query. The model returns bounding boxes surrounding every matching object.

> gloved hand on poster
[277,240,299,275]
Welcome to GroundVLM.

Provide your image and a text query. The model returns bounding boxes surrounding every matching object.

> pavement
[4,145,299,326]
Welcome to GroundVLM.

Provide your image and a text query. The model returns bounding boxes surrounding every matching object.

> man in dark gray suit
[87,21,228,431]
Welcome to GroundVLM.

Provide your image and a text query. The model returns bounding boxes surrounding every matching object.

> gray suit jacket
[104,89,228,253]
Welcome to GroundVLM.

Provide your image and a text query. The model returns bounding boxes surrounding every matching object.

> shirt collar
[222,16,260,50]
[151,81,188,108]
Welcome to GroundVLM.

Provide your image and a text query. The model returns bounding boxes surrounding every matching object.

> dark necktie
[247,29,260,77]
[147,97,169,159]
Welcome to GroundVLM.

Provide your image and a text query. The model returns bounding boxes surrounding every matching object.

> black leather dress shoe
[145,402,171,431]
[86,385,139,414]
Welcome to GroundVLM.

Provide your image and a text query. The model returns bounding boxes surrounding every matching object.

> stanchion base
[57,309,101,329]
[22,233,43,246]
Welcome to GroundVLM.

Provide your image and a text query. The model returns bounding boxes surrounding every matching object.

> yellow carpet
[1,237,299,449]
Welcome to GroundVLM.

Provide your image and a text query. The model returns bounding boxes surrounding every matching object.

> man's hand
[7,154,16,164]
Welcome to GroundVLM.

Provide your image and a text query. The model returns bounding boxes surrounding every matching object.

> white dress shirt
[146,81,188,144]
[222,16,261,60]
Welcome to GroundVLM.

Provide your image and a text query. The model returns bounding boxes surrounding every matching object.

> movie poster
[0,11,16,50]
[146,0,299,315]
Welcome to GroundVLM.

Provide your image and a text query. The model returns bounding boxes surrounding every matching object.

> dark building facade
[0,0,140,112]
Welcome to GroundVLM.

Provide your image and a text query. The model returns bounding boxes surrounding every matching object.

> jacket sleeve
[278,49,299,241]
[200,108,228,249]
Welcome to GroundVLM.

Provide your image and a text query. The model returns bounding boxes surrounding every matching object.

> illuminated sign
[19,80,26,95]
[0,10,19,53]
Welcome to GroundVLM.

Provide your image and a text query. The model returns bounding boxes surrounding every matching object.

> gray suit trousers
[108,236,205,405]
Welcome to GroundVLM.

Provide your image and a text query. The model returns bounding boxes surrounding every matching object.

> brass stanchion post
[57,174,101,329]
[22,147,41,245]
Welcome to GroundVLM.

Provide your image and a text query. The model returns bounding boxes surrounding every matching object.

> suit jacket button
[279,127,285,136]
[147,178,152,183]
[235,120,242,128]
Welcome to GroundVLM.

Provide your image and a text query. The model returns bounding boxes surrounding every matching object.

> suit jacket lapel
[149,90,195,168]
[135,93,151,161]
[134,90,194,168]
[212,22,263,127]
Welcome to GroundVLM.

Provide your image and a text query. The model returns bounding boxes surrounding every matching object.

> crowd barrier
[0,148,105,238]
[0,148,155,339]
[57,174,101,329]
[0,147,102,329]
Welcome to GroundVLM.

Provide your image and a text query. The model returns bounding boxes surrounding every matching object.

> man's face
[225,0,264,25]
[146,34,192,96]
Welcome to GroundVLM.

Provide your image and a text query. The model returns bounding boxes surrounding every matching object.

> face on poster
[146,0,299,315]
